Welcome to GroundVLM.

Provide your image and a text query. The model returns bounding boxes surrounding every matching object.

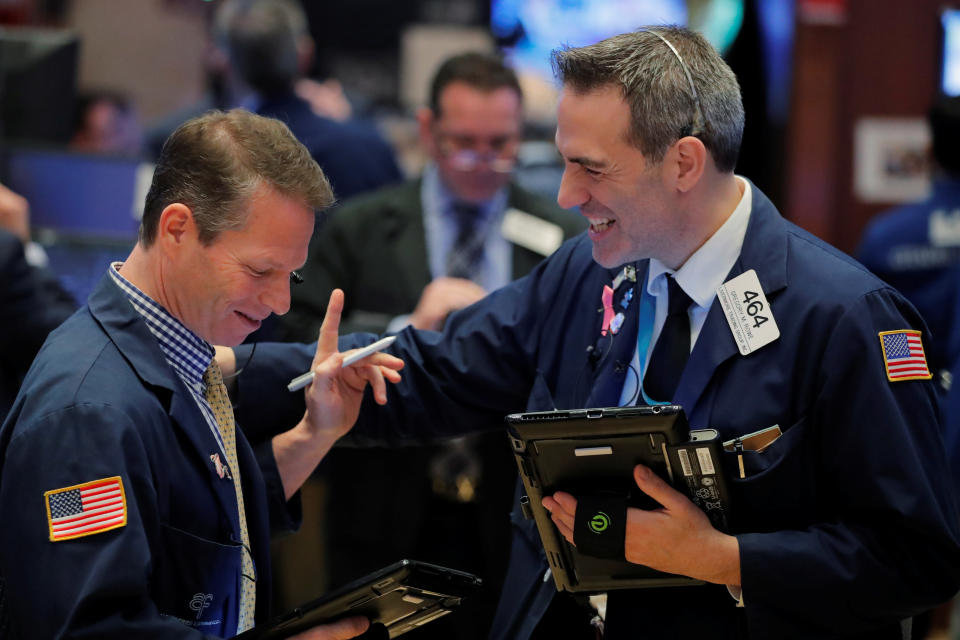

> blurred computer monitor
[491,0,687,79]
[3,147,150,240]
[942,8,960,96]
[2,147,153,303]
[0,27,78,144]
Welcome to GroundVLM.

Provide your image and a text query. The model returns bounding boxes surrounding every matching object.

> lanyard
[632,282,671,406]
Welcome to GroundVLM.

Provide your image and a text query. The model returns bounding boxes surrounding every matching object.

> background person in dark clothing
[0,183,75,422]
[220,0,402,204]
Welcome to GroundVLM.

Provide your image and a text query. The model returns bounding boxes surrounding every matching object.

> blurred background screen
[0,27,77,144]
[941,7,960,96]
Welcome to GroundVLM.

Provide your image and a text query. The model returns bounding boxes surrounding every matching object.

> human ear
[673,136,707,192]
[156,203,195,251]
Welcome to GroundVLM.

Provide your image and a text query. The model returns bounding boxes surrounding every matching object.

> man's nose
[557,167,588,209]
[261,273,291,316]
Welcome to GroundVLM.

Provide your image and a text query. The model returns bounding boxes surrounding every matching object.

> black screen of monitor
[0,27,78,144]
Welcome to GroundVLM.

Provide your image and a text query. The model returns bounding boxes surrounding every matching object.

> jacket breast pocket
[721,416,818,533]
[153,523,242,637]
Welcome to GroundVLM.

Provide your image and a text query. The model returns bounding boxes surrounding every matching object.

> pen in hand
[287,336,397,392]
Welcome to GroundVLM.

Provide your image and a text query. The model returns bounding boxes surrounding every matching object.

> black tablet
[236,560,482,639]
[506,405,706,593]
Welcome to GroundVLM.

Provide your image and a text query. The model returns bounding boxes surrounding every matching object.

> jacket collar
[88,273,182,393]
[673,179,789,419]
[88,274,243,528]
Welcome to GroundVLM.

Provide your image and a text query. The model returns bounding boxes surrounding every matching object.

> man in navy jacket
[233,27,960,639]
[221,0,401,204]
[0,110,401,639]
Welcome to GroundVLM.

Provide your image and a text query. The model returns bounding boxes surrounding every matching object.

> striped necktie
[203,362,256,632]
[445,201,485,279]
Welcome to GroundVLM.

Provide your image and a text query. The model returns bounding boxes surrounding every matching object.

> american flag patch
[879,330,933,382]
[44,476,127,542]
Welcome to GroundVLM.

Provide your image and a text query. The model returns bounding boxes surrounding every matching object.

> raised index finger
[315,288,345,363]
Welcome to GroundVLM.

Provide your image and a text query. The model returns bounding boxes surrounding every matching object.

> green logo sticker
[589,511,610,534]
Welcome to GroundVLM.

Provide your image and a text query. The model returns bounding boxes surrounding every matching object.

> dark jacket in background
[0,229,75,421]
[280,178,584,339]
[256,91,402,203]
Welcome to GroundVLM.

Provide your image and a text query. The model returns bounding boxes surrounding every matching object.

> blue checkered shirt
[108,263,227,458]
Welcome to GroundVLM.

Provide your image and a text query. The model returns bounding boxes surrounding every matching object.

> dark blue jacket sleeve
[233,338,367,445]
[738,289,960,637]
[252,439,302,535]
[233,240,587,447]
[0,404,221,639]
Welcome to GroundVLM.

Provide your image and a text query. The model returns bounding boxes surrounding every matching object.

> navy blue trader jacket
[0,275,299,638]
[942,267,960,494]
[236,183,960,639]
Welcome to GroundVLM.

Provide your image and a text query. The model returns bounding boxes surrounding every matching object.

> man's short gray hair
[551,26,744,172]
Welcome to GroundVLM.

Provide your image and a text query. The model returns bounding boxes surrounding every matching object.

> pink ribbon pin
[601,285,615,336]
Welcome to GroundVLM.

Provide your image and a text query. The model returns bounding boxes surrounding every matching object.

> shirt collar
[647,175,752,308]
[108,262,213,388]
[424,162,507,223]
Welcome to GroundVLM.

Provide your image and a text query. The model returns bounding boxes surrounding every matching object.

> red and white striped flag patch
[878,330,933,382]
[44,476,127,542]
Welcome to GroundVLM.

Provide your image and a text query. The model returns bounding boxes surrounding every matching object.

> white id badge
[716,269,780,355]
[501,208,564,256]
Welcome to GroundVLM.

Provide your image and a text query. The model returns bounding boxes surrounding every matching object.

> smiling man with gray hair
[233,27,960,639]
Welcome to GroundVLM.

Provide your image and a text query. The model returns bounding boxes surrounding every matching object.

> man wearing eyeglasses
[280,52,582,339]
[237,28,960,639]
[276,51,582,640]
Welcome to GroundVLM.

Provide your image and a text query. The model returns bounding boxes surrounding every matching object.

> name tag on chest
[500,208,564,256]
[716,269,780,355]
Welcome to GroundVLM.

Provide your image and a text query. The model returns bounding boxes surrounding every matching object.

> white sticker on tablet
[716,269,780,355]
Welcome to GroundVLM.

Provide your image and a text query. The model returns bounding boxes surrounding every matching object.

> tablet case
[664,428,732,533]
[236,559,481,639]
[506,405,730,593]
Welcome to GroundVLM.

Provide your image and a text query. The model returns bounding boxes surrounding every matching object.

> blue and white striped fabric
[108,263,227,459]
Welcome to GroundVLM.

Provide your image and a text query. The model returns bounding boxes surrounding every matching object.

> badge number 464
[741,290,769,329]
[717,269,780,356]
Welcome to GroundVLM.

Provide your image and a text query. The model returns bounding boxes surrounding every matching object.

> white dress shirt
[619,176,752,406]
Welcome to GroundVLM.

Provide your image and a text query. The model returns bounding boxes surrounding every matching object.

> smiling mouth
[589,218,615,233]
[235,310,261,325]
